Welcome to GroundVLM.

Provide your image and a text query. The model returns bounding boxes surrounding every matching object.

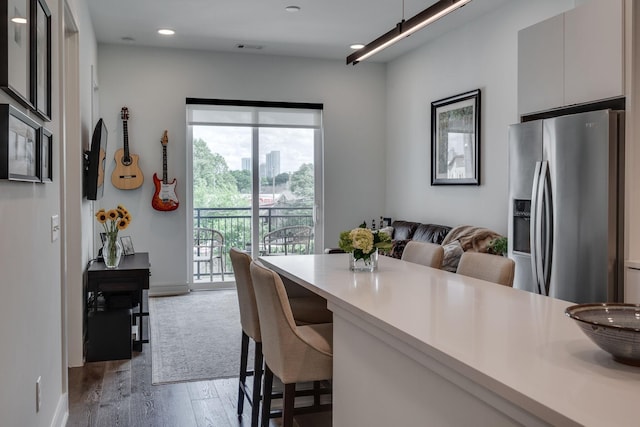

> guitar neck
[162,144,168,184]
[122,120,131,162]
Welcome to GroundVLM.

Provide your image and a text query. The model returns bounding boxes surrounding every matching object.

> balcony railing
[193,207,314,281]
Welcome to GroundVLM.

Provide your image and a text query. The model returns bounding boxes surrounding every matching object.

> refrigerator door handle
[530,161,543,294]
[541,162,553,296]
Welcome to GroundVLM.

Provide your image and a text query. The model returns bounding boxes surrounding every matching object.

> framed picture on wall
[31,0,51,121]
[431,89,481,185]
[1,0,33,108]
[0,103,41,182]
[39,126,51,182]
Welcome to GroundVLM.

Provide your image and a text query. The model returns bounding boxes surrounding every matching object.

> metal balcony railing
[192,207,314,281]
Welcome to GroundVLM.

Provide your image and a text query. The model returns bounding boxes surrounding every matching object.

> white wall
[95,45,387,292]
[385,0,576,234]
[65,0,99,368]
[0,0,97,423]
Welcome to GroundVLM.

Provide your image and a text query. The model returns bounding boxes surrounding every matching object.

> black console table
[86,253,150,359]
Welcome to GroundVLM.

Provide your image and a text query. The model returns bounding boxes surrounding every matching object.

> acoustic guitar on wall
[112,107,144,190]
[152,130,179,211]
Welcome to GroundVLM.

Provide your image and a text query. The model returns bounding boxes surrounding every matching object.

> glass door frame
[186,100,324,290]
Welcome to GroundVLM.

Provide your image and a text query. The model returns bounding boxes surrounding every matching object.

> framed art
[431,89,481,185]
[0,103,41,182]
[1,0,33,108]
[39,126,51,182]
[99,232,107,245]
[31,0,51,121]
[120,236,135,256]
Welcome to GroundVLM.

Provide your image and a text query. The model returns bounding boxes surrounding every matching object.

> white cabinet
[518,14,564,116]
[564,0,624,106]
[518,0,624,115]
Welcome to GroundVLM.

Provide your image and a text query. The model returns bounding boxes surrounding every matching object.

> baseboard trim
[50,392,68,427]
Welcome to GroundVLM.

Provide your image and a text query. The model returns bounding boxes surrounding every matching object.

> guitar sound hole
[122,157,132,166]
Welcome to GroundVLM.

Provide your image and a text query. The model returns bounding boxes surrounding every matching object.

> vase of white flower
[349,247,379,272]
[339,226,391,272]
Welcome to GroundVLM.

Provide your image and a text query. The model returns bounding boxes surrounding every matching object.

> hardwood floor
[67,344,332,427]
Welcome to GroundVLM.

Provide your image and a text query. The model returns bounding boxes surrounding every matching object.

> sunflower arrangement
[96,205,132,267]
[95,205,132,239]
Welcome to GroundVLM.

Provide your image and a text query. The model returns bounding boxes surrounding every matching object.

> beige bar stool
[250,260,332,427]
[456,251,515,287]
[229,248,331,427]
[401,240,445,268]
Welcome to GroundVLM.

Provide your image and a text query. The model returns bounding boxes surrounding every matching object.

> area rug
[149,290,252,385]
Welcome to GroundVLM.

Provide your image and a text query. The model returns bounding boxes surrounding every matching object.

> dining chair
[456,251,515,287]
[401,240,444,269]
[193,227,225,281]
[249,260,332,427]
[229,248,331,427]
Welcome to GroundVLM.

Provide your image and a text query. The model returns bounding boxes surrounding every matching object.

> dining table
[258,253,640,427]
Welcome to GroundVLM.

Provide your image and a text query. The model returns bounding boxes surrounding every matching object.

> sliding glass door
[187,100,323,289]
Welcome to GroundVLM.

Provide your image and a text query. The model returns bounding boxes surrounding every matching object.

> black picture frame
[120,235,135,256]
[1,0,33,109]
[30,0,50,121]
[431,89,481,186]
[0,103,41,182]
[39,126,51,182]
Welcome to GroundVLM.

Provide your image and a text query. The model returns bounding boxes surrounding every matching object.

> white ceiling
[87,0,509,63]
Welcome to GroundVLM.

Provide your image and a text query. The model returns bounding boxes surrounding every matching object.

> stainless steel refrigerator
[507,109,624,303]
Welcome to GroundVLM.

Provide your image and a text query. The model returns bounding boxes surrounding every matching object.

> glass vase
[349,248,378,272]
[103,234,123,269]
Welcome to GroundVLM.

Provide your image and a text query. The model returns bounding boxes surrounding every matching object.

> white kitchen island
[258,254,640,427]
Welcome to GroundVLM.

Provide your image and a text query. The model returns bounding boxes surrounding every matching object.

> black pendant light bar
[346,0,472,65]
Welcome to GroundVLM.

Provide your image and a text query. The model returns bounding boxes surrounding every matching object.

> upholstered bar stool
[249,261,332,427]
[401,240,445,268]
[229,248,331,427]
[456,251,515,287]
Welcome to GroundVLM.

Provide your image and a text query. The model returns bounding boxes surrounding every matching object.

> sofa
[382,220,503,272]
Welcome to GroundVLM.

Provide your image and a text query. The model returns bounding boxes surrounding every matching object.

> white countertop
[259,254,640,427]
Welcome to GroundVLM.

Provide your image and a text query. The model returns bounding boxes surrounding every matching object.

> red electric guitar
[151,130,179,211]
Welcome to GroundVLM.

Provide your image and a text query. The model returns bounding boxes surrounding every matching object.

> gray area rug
[149,290,253,385]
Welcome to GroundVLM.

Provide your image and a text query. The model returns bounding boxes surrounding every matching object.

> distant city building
[266,151,280,178]
[259,163,266,178]
[241,158,251,171]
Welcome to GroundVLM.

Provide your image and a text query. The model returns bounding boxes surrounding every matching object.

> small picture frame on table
[0,103,41,182]
[120,235,135,256]
[431,89,481,186]
[99,232,107,245]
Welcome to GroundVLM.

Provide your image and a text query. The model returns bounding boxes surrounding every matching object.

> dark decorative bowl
[565,303,640,366]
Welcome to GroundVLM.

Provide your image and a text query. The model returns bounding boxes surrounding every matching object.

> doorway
[186,100,324,290]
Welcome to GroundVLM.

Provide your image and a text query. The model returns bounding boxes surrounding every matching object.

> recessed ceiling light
[158,28,175,36]
[11,17,28,24]
[285,5,301,12]
[350,44,365,50]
